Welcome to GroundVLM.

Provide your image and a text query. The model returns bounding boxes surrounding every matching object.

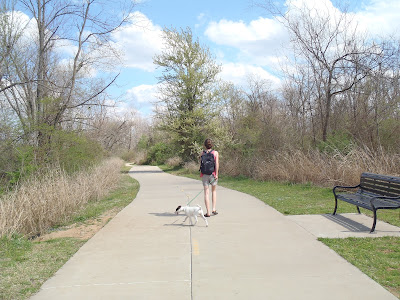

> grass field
[160,165,400,298]
[320,237,400,298]
[218,175,400,228]
[0,236,86,299]
[0,166,139,300]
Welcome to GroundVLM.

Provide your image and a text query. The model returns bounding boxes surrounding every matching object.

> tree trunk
[322,93,332,142]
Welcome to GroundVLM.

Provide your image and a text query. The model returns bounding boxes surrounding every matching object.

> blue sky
[109,0,267,116]
[90,0,400,117]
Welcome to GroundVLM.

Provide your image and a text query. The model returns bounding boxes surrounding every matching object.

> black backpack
[200,150,215,175]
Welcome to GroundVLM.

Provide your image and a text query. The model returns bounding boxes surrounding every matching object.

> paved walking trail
[31,165,400,300]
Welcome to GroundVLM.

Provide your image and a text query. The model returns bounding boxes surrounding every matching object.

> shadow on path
[148,212,176,217]
[129,170,164,174]
[323,214,371,232]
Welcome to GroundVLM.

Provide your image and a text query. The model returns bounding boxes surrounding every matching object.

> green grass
[161,165,400,298]
[219,176,340,215]
[219,176,400,227]
[0,169,139,300]
[0,236,86,300]
[160,165,400,226]
[320,237,400,298]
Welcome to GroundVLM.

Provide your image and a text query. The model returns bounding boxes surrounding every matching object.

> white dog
[175,204,208,227]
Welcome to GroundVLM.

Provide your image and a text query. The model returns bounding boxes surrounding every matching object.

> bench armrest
[333,184,360,196]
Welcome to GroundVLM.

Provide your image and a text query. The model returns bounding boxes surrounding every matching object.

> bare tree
[84,107,150,153]
[339,39,400,148]
[0,0,30,93]
[217,81,246,140]
[2,0,135,145]
[258,0,385,141]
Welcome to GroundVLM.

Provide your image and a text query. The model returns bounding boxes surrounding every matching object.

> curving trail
[30,165,398,300]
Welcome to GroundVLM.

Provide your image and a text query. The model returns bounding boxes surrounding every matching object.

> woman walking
[199,138,219,217]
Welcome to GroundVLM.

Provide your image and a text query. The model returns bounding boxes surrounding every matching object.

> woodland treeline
[1,0,400,192]
[143,3,400,186]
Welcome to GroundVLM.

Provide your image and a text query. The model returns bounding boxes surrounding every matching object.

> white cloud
[283,0,400,37]
[54,39,78,58]
[206,18,283,46]
[285,0,339,17]
[112,11,163,72]
[219,63,281,89]
[8,10,80,58]
[126,84,159,104]
[123,83,160,116]
[204,17,284,87]
[205,0,400,81]
[205,16,289,68]
[195,13,207,28]
[4,10,37,48]
[354,0,400,37]
[113,102,140,117]
[197,13,206,21]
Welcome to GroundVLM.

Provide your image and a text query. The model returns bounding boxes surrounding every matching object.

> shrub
[1,144,38,187]
[119,150,136,163]
[46,129,104,173]
[146,142,173,164]
[0,158,124,237]
[0,128,104,190]
[317,131,354,155]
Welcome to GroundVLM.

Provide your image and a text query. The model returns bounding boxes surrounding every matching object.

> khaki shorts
[202,174,218,186]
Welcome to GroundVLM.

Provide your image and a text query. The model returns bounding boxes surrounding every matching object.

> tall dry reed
[0,157,124,237]
[222,147,400,186]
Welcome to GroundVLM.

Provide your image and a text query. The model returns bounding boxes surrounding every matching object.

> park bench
[332,172,400,233]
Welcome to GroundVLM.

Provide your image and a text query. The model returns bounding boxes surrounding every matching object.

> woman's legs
[211,185,217,212]
[203,175,217,216]
[204,185,210,215]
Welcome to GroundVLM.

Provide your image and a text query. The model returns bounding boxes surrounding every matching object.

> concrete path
[287,213,400,238]
[31,165,399,300]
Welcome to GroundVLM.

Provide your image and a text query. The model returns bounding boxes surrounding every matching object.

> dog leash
[186,177,216,206]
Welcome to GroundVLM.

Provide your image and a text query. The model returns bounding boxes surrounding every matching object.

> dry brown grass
[0,158,124,237]
[222,147,400,187]
[183,161,200,173]
[134,150,148,165]
[166,156,183,167]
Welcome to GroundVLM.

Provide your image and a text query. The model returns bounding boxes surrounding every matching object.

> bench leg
[370,208,377,233]
[333,198,338,215]
[356,206,361,214]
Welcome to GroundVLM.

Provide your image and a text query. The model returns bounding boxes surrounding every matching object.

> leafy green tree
[153,27,221,161]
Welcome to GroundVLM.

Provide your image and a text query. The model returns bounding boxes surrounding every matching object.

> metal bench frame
[332,172,400,232]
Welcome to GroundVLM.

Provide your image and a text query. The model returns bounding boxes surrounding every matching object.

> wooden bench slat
[361,185,400,194]
[362,172,400,183]
[361,177,400,187]
[361,186,400,198]
[360,178,400,197]
[361,179,400,192]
